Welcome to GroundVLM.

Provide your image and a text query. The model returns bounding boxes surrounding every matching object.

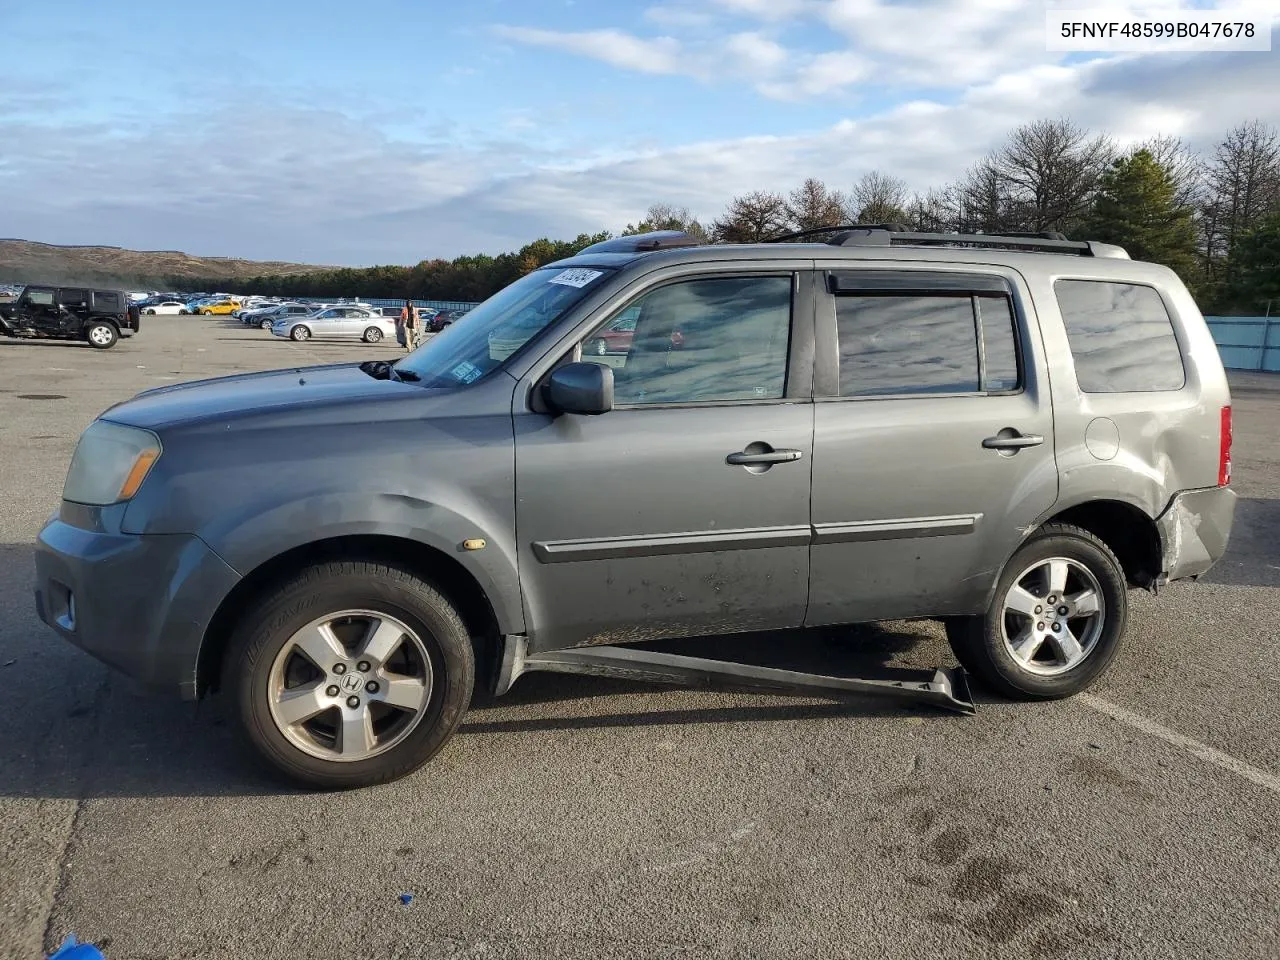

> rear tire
[946,523,1127,700]
[363,326,384,343]
[85,322,118,349]
[225,560,475,790]
[291,325,311,341]
[260,318,274,330]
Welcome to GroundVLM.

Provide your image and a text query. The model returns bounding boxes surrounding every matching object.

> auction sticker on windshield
[450,360,484,383]
[548,268,604,288]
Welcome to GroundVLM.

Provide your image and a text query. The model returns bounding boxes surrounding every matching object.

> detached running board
[495,639,975,715]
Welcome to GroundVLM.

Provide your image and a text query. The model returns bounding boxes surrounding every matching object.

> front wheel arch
[197,535,502,700]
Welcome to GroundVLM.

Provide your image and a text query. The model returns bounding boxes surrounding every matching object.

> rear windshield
[394,266,613,387]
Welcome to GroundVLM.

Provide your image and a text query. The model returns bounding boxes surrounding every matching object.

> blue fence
[293,297,480,312]
[1205,316,1280,371]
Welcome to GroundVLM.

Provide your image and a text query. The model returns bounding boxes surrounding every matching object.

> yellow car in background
[198,300,241,315]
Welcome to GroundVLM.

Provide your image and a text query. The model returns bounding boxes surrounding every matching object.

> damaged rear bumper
[1156,485,1237,584]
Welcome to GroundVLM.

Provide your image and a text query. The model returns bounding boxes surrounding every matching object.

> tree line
[191,117,1280,315]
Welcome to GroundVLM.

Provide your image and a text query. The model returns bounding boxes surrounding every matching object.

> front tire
[290,325,311,341]
[363,326,384,343]
[225,560,475,789]
[946,523,1127,700]
[260,318,274,330]
[144,308,156,315]
[85,322,118,349]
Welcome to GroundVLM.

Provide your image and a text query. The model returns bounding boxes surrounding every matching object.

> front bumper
[34,517,240,699]
[1156,485,1237,583]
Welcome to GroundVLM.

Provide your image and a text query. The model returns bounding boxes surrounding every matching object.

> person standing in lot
[400,300,416,352]
[395,301,408,349]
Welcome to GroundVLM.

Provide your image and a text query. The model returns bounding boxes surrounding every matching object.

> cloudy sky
[1,0,1277,265]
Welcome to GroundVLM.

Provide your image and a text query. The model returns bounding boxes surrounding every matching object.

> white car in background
[270,305,396,343]
[142,301,190,315]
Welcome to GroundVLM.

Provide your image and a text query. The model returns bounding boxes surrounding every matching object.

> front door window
[581,275,793,404]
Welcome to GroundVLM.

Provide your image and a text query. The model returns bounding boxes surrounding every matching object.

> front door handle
[726,448,804,465]
[982,432,1044,450]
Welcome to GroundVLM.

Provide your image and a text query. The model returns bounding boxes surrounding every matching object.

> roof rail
[765,223,911,243]
[824,227,1121,256]
[993,230,1069,241]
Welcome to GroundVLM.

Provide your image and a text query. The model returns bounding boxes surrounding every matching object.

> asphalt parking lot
[1,317,1278,960]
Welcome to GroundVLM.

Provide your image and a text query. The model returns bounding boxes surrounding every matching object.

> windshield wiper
[358,359,417,382]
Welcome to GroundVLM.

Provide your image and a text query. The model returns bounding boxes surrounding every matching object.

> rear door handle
[982,432,1044,450]
[726,448,804,465]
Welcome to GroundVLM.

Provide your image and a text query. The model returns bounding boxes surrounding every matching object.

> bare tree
[1139,134,1204,209]
[955,158,1016,234]
[623,203,709,243]
[710,191,789,243]
[991,118,1115,233]
[904,187,958,233]
[783,178,849,233]
[1202,121,1280,276]
[849,170,910,224]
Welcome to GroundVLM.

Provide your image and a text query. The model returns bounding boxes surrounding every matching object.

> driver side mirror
[545,361,614,416]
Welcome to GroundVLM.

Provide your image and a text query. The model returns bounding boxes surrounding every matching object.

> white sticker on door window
[548,268,603,289]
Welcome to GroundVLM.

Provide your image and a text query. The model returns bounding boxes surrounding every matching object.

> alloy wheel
[1000,557,1105,676]
[266,610,434,762]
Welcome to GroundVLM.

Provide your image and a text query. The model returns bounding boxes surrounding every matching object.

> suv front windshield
[394,265,613,387]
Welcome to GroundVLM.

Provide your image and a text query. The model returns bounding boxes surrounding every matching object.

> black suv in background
[0,285,138,348]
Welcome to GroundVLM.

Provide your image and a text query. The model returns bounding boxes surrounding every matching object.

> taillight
[1219,405,1232,486]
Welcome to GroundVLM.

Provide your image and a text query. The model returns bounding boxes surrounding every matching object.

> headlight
[63,421,162,505]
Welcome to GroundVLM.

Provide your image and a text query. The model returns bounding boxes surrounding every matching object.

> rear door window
[832,286,1022,397]
[1054,280,1185,393]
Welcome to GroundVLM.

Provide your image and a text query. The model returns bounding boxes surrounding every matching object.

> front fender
[198,491,525,634]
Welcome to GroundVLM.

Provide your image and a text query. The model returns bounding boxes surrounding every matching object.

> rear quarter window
[1055,280,1185,393]
[92,291,122,311]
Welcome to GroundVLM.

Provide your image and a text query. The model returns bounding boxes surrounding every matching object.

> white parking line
[1079,693,1280,796]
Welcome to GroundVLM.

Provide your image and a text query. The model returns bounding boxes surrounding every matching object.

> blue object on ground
[399,893,414,905]
[47,934,106,959]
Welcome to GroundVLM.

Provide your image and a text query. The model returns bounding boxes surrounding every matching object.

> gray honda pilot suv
[34,226,1236,789]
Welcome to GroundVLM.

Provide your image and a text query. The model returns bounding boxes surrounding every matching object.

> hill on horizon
[0,238,340,289]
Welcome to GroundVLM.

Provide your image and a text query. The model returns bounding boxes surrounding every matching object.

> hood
[101,362,422,430]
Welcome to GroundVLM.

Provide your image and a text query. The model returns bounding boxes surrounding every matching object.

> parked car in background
[584,308,638,355]
[0,284,138,348]
[426,309,465,333]
[270,306,395,342]
[197,300,242,316]
[244,303,314,329]
[234,298,279,317]
[143,301,190,315]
